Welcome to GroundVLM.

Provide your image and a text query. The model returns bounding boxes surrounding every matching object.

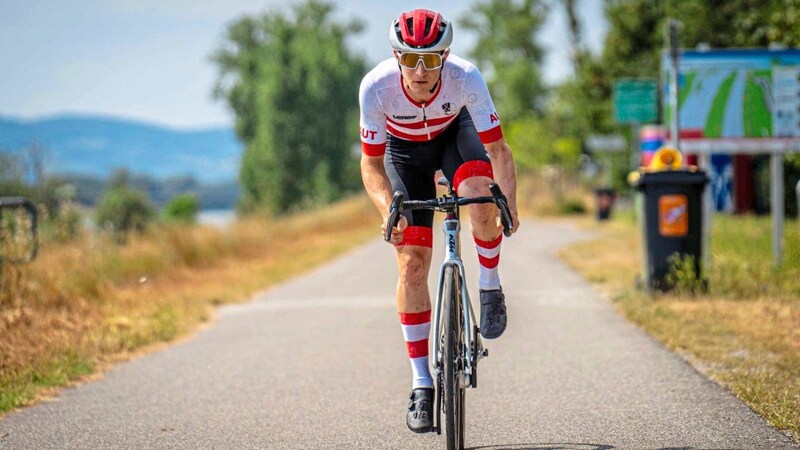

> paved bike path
[0,220,796,449]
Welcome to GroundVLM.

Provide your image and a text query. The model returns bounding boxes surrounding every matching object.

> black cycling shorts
[385,107,493,247]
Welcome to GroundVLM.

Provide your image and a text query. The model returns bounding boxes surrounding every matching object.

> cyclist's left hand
[497,209,520,235]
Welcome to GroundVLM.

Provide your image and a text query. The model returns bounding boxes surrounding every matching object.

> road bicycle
[384,180,513,450]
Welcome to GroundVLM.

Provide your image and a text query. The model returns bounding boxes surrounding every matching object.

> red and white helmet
[389,9,453,53]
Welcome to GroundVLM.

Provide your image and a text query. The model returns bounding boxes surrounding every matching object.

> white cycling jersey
[358,54,503,156]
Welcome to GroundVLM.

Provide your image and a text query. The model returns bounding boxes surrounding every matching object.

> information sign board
[613,79,658,124]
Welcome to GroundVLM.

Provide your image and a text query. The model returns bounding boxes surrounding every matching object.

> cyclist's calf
[395,245,433,313]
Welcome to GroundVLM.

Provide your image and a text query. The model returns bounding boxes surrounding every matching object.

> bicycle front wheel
[442,265,465,450]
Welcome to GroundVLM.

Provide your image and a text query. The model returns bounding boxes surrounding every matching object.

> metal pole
[700,153,713,275]
[632,121,641,168]
[668,20,681,150]
[771,153,785,267]
[796,179,800,229]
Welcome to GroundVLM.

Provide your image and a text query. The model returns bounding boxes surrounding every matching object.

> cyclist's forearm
[486,140,518,212]
[360,155,393,219]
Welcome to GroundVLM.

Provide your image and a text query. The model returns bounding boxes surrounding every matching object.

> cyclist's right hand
[383,215,408,245]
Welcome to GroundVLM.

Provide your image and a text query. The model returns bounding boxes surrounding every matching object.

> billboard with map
[663,49,800,143]
[662,49,800,213]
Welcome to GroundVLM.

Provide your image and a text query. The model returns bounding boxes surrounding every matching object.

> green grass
[0,350,94,412]
[705,71,737,138]
[743,70,772,137]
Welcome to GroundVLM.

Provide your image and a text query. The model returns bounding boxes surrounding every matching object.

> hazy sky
[0,1,607,129]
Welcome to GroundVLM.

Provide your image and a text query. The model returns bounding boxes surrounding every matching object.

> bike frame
[431,212,486,390]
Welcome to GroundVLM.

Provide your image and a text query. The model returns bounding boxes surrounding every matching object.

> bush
[559,197,587,215]
[95,187,155,237]
[163,193,199,224]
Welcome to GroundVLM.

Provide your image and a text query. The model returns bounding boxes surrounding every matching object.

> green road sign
[614,79,658,124]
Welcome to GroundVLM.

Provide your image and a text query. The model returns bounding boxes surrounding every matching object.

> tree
[95,185,155,238]
[163,193,200,224]
[212,0,365,214]
[459,0,548,121]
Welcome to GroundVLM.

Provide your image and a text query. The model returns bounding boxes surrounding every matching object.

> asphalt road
[1,220,796,449]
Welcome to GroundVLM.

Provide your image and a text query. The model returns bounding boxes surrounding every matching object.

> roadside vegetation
[561,209,800,441]
[0,195,379,414]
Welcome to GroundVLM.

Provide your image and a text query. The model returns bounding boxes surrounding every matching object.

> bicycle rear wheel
[442,265,465,450]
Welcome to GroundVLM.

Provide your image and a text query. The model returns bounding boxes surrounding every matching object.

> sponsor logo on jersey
[392,115,418,120]
[490,112,499,124]
[441,102,452,114]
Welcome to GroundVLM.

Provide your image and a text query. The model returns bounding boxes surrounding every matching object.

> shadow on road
[468,444,613,450]
[468,443,744,450]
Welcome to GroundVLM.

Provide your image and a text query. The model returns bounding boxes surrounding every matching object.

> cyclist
[359,9,520,433]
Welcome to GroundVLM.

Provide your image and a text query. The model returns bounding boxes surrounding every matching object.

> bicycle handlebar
[383,183,514,243]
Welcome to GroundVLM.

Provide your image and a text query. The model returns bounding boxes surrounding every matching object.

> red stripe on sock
[406,339,429,358]
[474,234,502,249]
[478,254,500,269]
[399,310,431,325]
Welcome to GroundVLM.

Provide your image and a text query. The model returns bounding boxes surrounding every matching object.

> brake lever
[384,191,405,242]
[488,184,513,237]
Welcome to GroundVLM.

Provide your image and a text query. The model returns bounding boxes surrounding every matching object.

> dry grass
[0,195,380,413]
[517,169,593,217]
[560,208,800,442]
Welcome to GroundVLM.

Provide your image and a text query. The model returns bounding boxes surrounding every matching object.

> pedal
[483,349,488,357]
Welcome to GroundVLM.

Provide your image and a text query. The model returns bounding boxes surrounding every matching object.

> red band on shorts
[397,225,433,248]
[452,160,494,192]
[399,310,432,325]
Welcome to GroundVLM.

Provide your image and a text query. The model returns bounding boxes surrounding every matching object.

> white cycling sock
[399,310,433,389]
[474,234,502,290]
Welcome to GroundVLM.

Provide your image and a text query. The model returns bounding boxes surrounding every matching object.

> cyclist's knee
[453,161,493,198]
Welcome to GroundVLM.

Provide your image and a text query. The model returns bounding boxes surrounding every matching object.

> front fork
[431,218,487,389]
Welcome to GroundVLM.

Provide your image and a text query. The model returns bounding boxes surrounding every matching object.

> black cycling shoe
[480,287,507,339]
[406,387,434,433]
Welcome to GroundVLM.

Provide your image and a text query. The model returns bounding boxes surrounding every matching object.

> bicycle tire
[442,265,465,450]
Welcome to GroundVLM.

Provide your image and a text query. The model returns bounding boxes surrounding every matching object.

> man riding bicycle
[359,9,520,433]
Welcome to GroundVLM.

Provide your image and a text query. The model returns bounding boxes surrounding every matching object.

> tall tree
[459,0,548,121]
[212,1,365,214]
[562,0,587,76]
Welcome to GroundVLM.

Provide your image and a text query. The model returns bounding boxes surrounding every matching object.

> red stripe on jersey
[386,114,456,130]
[386,123,448,142]
[361,142,386,156]
[475,234,502,249]
[399,309,432,325]
[406,339,429,358]
[478,254,500,269]
[478,125,504,144]
[397,225,433,248]
[452,160,494,192]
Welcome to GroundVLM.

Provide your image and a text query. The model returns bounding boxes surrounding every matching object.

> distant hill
[0,114,242,183]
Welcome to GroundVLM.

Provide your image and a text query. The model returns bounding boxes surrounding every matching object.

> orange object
[659,194,688,236]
